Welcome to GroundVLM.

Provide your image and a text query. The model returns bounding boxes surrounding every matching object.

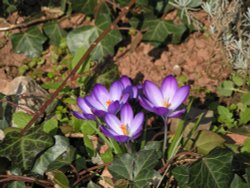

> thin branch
[158,151,200,174]
[0,12,64,32]
[20,0,137,136]
[0,175,53,187]
[0,99,35,115]
[74,163,110,186]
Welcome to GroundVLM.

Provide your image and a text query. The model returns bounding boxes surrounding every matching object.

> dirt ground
[0,10,232,101]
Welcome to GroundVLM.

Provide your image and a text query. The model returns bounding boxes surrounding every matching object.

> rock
[0,76,49,127]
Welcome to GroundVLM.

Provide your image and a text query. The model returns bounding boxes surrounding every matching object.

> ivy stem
[162,116,168,158]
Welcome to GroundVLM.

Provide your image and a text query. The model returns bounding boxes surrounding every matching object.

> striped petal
[161,75,178,102]
[110,81,123,101]
[169,86,190,110]
[143,80,163,106]
[92,84,110,104]
[77,97,92,114]
[129,112,144,137]
[120,104,133,125]
[105,114,123,135]
[84,95,105,111]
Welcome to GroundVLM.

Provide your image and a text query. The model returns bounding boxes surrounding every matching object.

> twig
[74,163,111,186]
[0,13,64,32]
[0,175,53,187]
[20,0,137,136]
[0,99,35,115]
[158,151,200,174]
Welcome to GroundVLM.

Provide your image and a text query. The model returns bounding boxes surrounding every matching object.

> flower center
[163,100,171,108]
[120,123,129,136]
[106,99,112,107]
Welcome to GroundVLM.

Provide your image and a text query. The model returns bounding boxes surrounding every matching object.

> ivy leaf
[230,174,248,188]
[194,130,225,155]
[67,14,122,61]
[142,19,186,46]
[12,111,32,129]
[71,0,97,15]
[108,149,160,187]
[239,108,250,125]
[47,170,69,188]
[43,21,66,46]
[189,148,234,188]
[11,26,47,57]
[0,127,53,170]
[32,135,70,175]
[217,80,234,97]
[172,166,190,188]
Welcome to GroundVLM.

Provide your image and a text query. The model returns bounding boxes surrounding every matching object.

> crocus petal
[84,95,105,111]
[129,112,144,137]
[132,86,138,99]
[100,126,129,142]
[139,96,155,113]
[143,80,163,106]
[108,101,120,114]
[105,114,123,135]
[84,114,96,120]
[72,111,86,119]
[169,86,190,110]
[120,104,133,125]
[120,76,132,88]
[168,109,186,118]
[120,93,129,104]
[161,75,178,102]
[92,84,110,104]
[77,97,92,114]
[153,107,169,117]
[110,81,123,101]
[92,109,106,117]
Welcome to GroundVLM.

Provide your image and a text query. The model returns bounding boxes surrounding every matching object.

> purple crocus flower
[72,97,96,120]
[100,103,144,142]
[139,75,190,118]
[84,81,129,117]
[119,75,138,99]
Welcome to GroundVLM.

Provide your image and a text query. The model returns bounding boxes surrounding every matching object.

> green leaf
[72,0,97,15]
[43,118,58,134]
[47,146,76,171]
[143,141,161,151]
[0,127,53,170]
[67,14,122,61]
[217,80,234,97]
[241,92,250,105]
[240,108,250,125]
[241,137,250,153]
[194,130,225,155]
[32,135,69,175]
[43,21,66,46]
[100,148,113,163]
[47,170,69,188]
[142,19,186,45]
[87,181,101,188]
[12,112,32,129]
[172,166,190,188]
[217,105,234,127]
[11,26,47,57]
[109,149,160,187]
[232,75,245,87]
[189,148,234,188]
[230,174,248,188]
[7,181,26,188]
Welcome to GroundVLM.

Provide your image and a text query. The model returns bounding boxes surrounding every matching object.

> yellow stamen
[120,123,129,136]
[163,100,170,108]
[106,99,112,107]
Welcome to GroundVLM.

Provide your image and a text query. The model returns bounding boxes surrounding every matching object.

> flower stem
[162,116,168,158]
[125,142,132,154]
